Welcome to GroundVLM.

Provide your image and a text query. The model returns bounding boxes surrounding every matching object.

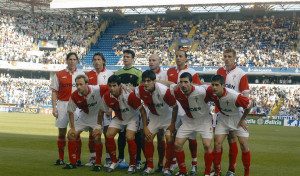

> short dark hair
[123,49,135,58]
[66,52,79,61]
[224,48,236,57]
[93,53,106,66]
[108,75,121,85]
[211,75,225,85]
[177,50,187,58]
[142,70,156,81]
[75,75,88,83]
[180,72,192,82]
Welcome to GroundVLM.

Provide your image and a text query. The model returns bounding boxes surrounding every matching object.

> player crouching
[101,75,147,174]
[63,75,108,171]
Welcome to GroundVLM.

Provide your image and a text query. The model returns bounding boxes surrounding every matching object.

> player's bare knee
[174,141,183,150]
[165,135,173,144]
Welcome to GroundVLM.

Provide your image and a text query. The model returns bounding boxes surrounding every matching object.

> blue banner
[178,38,193,44]
[78,65,300,75]
[14,108,40,114]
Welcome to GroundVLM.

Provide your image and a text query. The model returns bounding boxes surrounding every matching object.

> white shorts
[74,112,98,132]
[214,113,249,138]
[109,117,138,132]
[176,115,213,139]
[148,115,171,135]
[212,113,217,128]
[55,101,69,128]
[103,114,112,127]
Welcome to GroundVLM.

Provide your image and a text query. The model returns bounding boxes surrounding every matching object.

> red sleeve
[239,75,249,93]
[204,86,214,103]
[192,74,201,85]
[99,85,108,97]
[163,89,177,107]
[87,71,97,85]
[235,94,250,109]
[128,92,142,110]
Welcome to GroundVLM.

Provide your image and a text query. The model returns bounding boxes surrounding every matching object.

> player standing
[148,54,169,172]
[62,75,108,171]
[51,52,84,166]
[85,53,114,167]
[212,48,250,176]
[165,50,202,176]
[102,75,147,174]
[170,72,213,176]
[207,75,252,176]
[115,49,143,169]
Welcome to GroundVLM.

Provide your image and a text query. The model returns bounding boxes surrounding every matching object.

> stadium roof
[0,0,300,15]
[50,0,300,8]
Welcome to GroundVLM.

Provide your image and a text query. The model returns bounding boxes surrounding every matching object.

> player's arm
[140,106,152,141]
[67,98,77,137]
[237,95,253,131]
[155,80,175,87]
[167,105,178,135]
[93,110,104,137]
[51,90,58,118]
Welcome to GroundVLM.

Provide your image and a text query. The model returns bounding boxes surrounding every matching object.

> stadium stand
[0,11,101,64]
[82,22,142,65]
[0,74,51,107]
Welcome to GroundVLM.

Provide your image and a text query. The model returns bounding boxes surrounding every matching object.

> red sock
[171,158,177,165]
[89,135,95,154]
[68,141,77,164]
[204,151,213,175]
[145,141,154,168]
[213,149,222,174]
[189,139,197,165]
[105,137,109,158]
[157,140,165,165]
[175,149,187,174]
[242,150,251,176]
[95,143,103,165]
[164,142,175,169]
[229,142,238,172]
[127,139,137,166]
[57,136,66,160]
[105,137,117,163]
[76,136,81,160]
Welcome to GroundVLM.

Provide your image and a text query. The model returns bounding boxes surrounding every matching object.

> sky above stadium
[50,0,300,8]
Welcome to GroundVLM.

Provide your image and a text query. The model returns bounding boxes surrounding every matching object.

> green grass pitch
[0,112,300,176]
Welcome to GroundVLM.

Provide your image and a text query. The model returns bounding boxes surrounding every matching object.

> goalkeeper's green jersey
[115,66,142,87]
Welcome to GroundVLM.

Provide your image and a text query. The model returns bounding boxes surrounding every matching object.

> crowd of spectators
[0,74,51,107]
[114,18,192,65]
[0,11,101,64]
[114,16,299,68]
[250,84,300,118]
[190,16,300,68]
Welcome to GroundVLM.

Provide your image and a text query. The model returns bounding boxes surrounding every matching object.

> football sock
[144,141,154,168]
[76,136,81,160]
[175,149,187,173]
[242,150,251,176]
[164,142,175,169]
[213,149,222,174]
[229,142,238,172]
[57,136,66,160]
[204,151,213,175]
[127,139,137,166]
[95,143,103,165]
[68,141,77,164]
[189,139,197,165]
[117,131,126,160]
[106,137,117,163]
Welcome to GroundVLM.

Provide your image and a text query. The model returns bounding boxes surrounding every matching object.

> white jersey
[170,84,211,125]
[100,89,142,122]
[68,85,108,116]
[86,68,113,85]
[217,65,250,94]
[135,82,177,120]
[155,68,168,81]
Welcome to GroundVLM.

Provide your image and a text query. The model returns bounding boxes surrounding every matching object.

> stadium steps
[169,40,178,52]
[190,40,200,52]
[169,55,177,66]
[187,26,197,38]
[83,22,142,65]
[271,98,284,116]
